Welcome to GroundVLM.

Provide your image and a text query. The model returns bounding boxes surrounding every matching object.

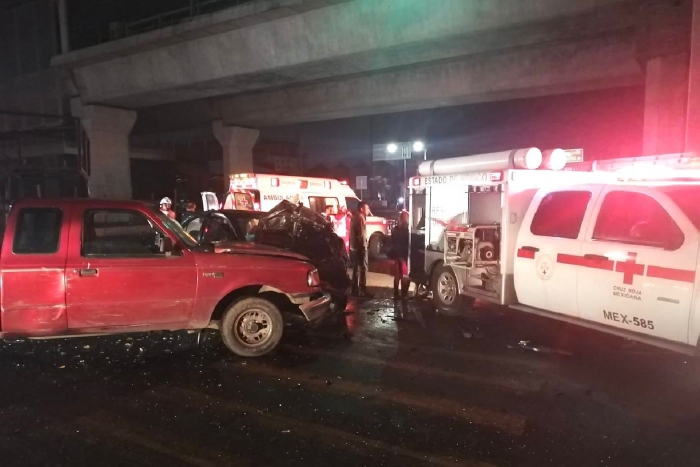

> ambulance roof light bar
[592,152,700,172]
[417,148,547,176]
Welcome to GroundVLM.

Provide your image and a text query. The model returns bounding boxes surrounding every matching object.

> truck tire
[431,264,473,316]
[220,297,283,357]
[368,233,384,259]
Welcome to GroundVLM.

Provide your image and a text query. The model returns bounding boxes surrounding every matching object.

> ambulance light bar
[417,148,548,176]
[591,153,700,182]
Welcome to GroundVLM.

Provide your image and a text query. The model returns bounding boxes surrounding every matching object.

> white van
[202,173,390,257]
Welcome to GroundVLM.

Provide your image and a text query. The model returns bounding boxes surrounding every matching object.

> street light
[383,140,428,209]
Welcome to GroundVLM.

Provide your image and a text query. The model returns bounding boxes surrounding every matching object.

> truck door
[65,208,197,329]
[514,188,600,317]
[201,192,219,211]
[0,206,69,334]
[577,187,697,344]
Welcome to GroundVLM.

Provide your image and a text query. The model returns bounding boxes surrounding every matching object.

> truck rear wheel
[431,264,473,316]
[220,297,283,357]
[368,233,384,259]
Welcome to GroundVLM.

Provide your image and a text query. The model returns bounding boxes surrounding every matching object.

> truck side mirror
[159,236,174,254]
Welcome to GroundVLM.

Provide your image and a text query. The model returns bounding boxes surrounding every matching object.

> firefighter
[159,197,177,220]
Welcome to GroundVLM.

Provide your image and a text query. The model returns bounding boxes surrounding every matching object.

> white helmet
[160,197,172,206]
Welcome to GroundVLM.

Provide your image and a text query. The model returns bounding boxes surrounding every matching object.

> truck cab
[514,181,700,350]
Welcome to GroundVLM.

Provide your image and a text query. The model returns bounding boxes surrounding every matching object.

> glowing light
[398,197,405,204]
[525,148,543,170]
[542,149,567,171]
[412,141,424,152]
[387,143,398,154]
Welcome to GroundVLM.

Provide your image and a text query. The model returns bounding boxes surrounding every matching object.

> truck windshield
[155,211,199,248]
[661,186,700,230]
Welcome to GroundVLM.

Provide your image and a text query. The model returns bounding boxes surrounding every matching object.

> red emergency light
[299,180,309,189]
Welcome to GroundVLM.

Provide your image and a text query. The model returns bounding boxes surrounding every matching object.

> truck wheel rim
[235,310,273,346]
[438,272,457,305]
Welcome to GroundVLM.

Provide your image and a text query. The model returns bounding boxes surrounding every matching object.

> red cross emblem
[614,252,645,285]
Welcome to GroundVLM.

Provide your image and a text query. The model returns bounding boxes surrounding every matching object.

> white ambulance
[203,173,390,257]
[409,149,700,355]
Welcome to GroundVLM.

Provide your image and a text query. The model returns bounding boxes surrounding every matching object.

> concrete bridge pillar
[642,53,690,155]
[638,0,693,155]
[73,102,137,198]
[213,121,259,192]
[686,0,700,154]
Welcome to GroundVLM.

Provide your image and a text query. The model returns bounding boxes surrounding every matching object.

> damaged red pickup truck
[0,199,330,357]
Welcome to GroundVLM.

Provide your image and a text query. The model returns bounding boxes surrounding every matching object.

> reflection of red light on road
[345,312,356,330]
[344,301,359,330]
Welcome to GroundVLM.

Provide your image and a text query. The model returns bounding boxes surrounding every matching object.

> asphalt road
[1,269,700,466]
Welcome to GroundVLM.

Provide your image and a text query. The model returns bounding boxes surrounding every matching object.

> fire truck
[203,173,390,257]
[408,148,700,355]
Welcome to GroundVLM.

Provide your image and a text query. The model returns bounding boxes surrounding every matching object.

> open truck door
[201,192,220,212]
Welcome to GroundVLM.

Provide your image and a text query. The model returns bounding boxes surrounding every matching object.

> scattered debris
[458,326,473,339]
[325,380,332,386]
[509,340,573,356]
[281,430,291,433]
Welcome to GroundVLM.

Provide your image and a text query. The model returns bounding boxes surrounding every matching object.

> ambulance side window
[530,191,592,239]
[592,191,684,250]
[309,197,339,214]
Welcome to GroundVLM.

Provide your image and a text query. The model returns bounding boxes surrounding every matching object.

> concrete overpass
[52,0,700,197]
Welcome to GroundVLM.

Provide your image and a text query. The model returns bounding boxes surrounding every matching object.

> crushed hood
[214,240,309,262]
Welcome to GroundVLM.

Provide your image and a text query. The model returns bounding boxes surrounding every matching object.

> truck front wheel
[220,297,283,357]
[431,265,474,316]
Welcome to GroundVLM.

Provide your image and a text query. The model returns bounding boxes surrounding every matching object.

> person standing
[159,197,177,220]
[350,202,373,298]
[390,210,410,300]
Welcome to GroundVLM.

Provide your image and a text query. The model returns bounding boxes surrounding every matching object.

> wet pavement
[1,271,700,466]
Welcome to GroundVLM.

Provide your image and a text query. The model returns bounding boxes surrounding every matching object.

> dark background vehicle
[183,202,351,312]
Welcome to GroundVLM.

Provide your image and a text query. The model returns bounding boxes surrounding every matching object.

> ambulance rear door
[577,186,697,344]
[201,192,220,211]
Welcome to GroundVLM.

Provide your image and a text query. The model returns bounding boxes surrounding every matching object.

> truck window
[12,208,62,254]
[309,197,339,214]
[592,191,684,250]
[530,191,591,239]
[82,210,164,256]
[660,186,700,230]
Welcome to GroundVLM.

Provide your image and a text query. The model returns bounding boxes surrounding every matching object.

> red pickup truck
[0,198,331,357]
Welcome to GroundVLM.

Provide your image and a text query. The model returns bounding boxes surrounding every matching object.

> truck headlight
[307,269,321,288]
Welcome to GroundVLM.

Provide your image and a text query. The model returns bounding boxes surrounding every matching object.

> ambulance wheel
[368,233,384,259]
[220,297,283,357]
[431,265,471,316]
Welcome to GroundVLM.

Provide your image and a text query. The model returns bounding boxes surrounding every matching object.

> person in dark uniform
[350,201,373,298]
[390,210,410,300]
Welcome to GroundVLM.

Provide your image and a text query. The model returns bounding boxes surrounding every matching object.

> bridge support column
[213,121,259,192]
[687,0,700,154]
[642,53,690,155]
[74,103,137,198]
